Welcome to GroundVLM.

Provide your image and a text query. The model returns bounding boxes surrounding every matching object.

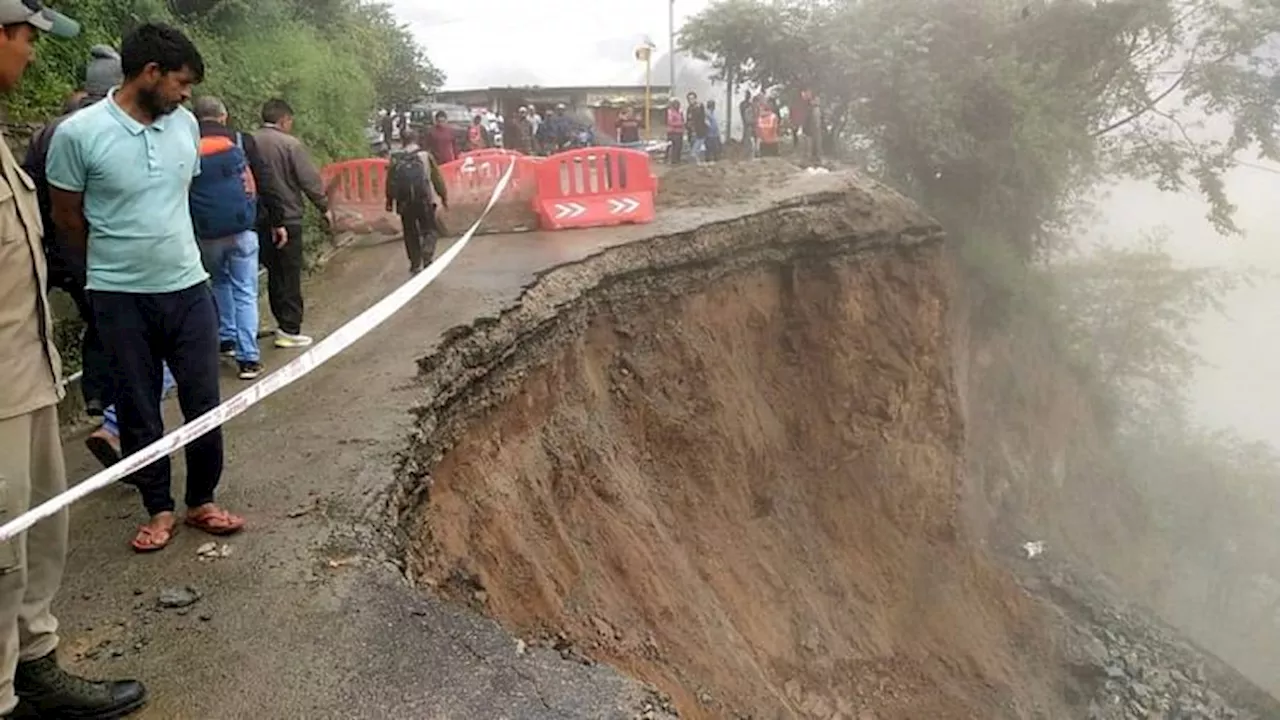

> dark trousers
[400,203,438,269]
[91,283,223,516]
[46,251,111,409]
[707,135,722,162]
[257,223,305,335]
[666,132,684,164]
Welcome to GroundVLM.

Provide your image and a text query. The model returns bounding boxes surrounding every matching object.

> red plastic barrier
[322,158,389,208]
[440,153,540,206]
[321,158,399,234]
[534,147,656,230]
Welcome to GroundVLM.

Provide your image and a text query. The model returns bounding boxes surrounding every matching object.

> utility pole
[669,0,676,93]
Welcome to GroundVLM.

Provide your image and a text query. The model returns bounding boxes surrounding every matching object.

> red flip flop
[131,524,174,553]
[184,508,245,536]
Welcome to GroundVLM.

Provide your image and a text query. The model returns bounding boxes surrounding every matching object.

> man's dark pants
[400,203,438,269]
[667,133,684,164]
[257,223,305,335]
[91,282,224,516]
[45,252,110,410]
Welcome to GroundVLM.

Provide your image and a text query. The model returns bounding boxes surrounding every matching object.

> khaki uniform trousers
[0,405,67,714]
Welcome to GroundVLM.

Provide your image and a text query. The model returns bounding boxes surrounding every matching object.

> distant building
[433,85,673,140]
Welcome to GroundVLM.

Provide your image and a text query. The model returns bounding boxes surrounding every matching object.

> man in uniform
[0,1,148,716]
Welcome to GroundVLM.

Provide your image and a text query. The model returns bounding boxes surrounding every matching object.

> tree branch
[1091,67,1189,137]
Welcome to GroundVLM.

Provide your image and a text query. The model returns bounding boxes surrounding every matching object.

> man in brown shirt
[0,3,148,717]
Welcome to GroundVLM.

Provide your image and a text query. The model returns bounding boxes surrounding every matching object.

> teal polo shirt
[46,90,208,294]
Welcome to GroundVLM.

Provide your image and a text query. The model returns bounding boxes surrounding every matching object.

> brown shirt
[0,130,62,420]
[251,125,328,225]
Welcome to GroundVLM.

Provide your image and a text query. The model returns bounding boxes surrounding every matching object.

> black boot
[14,654,147,719]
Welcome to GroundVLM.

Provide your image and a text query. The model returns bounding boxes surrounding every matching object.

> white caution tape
[0,158,518,542]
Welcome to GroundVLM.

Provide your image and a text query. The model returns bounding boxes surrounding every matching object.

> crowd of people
[2,4,343,716]
[663,88,823,165]
[28,35,333,488]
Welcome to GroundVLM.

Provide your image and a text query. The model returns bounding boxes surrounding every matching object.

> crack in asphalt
[444,625,553,711]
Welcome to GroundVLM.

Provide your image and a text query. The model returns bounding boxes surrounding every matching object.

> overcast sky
[388,0,712,88]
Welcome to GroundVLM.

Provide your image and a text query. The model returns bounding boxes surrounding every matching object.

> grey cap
[83,44,121,97]
[0,0,79,37]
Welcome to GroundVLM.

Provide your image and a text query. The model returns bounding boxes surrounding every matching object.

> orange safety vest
[757,112,779,144]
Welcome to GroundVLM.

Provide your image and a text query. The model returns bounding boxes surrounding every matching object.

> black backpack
[389,150,429,205]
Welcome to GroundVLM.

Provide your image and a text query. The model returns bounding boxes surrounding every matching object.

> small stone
[515,639,527,655]
[110,648,124,658]
[473,590,488,604]
[196,542,218,556]
[198,612,213,622]
[158,586,200,609]
[132,588,144,596]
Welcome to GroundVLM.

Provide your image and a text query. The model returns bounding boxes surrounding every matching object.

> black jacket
[24,103,85,270]
[686,103,708,137]
[198,119,286,229]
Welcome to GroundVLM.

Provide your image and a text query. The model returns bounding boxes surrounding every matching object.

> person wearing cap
[0,3,150,717]
[47,23,245,553]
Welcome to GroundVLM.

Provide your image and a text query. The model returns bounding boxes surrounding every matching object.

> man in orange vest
[756,101,781,157]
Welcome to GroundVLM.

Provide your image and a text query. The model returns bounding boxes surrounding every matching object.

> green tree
[353,3,443,112]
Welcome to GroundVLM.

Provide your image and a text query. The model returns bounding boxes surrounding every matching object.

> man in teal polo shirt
[47,23,245,553]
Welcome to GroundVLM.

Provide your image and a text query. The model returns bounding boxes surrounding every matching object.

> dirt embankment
[394,180,1075,719]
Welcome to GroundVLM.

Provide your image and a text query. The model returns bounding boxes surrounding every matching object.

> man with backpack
[385,128,448,274]
[191,95,286,380]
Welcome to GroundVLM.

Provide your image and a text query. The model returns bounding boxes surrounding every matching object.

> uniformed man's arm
[45,126,88,255]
